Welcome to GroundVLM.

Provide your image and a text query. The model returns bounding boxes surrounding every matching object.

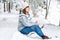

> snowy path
[0,14,18,40]
[0,14,60,40]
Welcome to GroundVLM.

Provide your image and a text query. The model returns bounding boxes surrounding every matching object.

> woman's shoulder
[19,14,27,20]
[19,13,26,17]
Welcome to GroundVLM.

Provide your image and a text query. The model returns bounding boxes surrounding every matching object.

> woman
[18,2,49,39]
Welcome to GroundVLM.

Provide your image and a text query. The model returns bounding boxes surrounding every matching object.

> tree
[45,0,51,19]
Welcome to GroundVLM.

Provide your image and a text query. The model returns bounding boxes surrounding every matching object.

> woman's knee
[32,25,39,27]
[31,25,38,27]
[31,25,40,30]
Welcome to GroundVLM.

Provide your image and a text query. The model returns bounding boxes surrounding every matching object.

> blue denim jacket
[18,12,34,31]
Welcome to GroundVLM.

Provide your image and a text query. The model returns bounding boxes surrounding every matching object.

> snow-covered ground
[0,0,60,40]
[0,13,60,40]
[0,13,19,40]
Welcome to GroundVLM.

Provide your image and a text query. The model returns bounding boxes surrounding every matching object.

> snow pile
[11,31,43,40]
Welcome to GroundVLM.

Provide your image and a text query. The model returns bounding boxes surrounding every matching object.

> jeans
[20,25,44,37]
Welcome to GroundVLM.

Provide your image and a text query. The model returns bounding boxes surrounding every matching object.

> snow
[47,0,60,26]
[0,3,4,13]
[11,24,60,40]
[0,13,18,40]
[0,0,60,40]
[0,13,60,40]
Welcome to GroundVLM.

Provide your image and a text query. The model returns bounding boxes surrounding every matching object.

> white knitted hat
[22,2,29,9]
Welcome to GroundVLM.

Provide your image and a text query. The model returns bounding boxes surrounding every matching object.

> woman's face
[25,7,30,13]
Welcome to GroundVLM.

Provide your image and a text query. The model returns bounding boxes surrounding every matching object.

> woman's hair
[23,6,29,14]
